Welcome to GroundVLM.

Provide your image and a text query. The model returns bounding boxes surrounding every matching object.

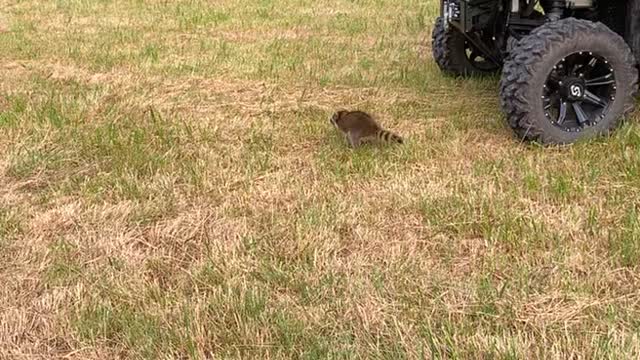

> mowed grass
[1,0,640,358]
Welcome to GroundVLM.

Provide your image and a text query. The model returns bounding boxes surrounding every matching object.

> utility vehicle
[432,0,640,144]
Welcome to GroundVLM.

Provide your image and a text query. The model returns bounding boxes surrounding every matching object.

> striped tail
[377,129,403,144]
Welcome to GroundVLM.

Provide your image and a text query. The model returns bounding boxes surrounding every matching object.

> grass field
[1,0,640,358]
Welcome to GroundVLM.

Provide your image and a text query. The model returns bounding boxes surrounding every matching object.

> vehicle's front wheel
[500,18,638,145]
[431,17,500,77]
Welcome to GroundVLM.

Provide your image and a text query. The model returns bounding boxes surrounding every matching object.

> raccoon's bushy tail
[377,129,403,144]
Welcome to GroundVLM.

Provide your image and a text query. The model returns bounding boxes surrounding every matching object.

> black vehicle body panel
[441,0,640,64]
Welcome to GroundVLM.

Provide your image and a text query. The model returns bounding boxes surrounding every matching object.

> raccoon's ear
[330,109,346,122]
[336,109,348,117]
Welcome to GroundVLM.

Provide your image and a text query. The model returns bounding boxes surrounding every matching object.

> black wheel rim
[542,52,616,132]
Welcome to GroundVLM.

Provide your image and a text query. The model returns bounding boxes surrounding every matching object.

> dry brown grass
[1,0,640,358]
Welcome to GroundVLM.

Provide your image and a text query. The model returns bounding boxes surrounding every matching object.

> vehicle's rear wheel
[431,17,500,77]
[500,18,638,145]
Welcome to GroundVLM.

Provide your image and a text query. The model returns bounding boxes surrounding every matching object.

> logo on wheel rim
[570,84,583,98]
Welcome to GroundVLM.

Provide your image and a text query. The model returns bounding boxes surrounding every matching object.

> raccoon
[330,110,403,148]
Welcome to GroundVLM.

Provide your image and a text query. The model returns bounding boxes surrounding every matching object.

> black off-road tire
[431,17,500,77]
[500,18,638,145]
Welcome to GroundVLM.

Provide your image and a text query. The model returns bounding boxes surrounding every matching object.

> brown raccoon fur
[329,110,403,148]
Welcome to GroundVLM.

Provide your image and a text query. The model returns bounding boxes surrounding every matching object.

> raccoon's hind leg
[361,135,378,144]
